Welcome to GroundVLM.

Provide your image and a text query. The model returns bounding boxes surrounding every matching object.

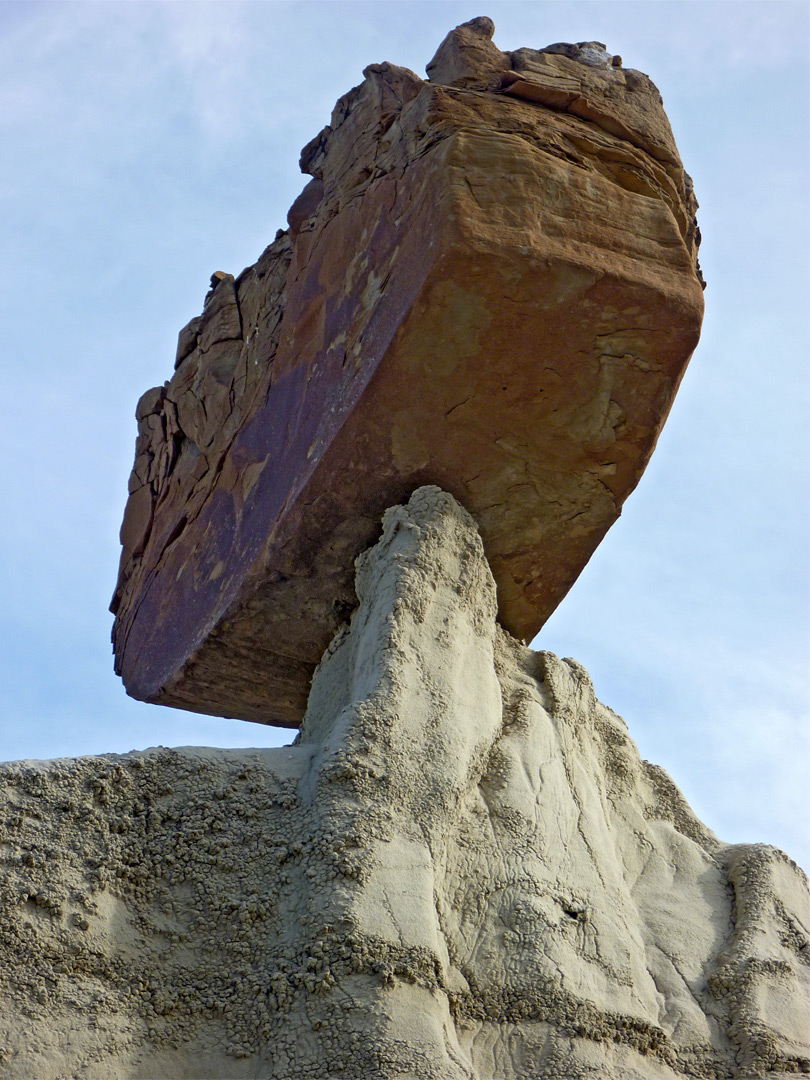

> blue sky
[1,1,808,870]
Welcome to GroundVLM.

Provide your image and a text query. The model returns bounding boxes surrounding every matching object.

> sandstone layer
[7,490,807,1079]
[111,19,704,726]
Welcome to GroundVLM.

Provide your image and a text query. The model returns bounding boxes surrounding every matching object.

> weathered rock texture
[111,19,704,727]
[6,490,807,1079]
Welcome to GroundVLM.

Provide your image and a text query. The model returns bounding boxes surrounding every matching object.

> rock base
[2,489,808,1078]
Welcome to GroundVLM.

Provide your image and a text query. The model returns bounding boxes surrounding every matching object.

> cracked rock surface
[4,489,808,1079]
[111,17,704,727]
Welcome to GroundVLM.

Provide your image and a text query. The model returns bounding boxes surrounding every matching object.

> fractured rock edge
[3,488,808,1079]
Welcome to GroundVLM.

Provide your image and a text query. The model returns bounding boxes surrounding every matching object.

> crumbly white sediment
[1,488,807,1078]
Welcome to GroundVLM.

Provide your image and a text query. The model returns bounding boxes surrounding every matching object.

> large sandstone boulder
[3,490,807,1078]
[111,19,704,726]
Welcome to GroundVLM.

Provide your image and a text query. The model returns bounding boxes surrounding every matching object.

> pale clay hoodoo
[1,489,808,1078]
[2,15,808,1080]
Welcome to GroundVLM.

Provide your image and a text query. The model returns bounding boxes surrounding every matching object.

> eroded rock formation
[111,18,704,727]
[3,489,808,1079]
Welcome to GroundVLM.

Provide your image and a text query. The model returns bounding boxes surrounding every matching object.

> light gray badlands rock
[2,489,808,1078]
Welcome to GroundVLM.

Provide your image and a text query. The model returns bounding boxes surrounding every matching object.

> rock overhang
[111,17,704,727]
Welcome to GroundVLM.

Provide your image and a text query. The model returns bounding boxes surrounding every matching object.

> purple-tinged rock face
[111,18,703,726]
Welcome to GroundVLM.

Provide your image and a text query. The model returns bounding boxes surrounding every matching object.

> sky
[1,1,807,871]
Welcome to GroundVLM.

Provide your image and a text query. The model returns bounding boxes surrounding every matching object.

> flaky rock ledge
[111,18,704,726]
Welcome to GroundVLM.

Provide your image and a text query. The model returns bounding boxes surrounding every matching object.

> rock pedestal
[110,18,704,727]
[3,490,807,1078]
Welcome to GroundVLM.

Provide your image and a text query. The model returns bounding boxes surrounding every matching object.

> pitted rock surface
[111,18,704,727]
[4,490,807,1079]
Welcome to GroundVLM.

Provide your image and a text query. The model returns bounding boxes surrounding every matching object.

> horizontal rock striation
[111,18,704,726]
[4,490,807,1079]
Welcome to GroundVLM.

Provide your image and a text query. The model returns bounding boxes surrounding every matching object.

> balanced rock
[3,489,807,1078]
[111,18,704,727]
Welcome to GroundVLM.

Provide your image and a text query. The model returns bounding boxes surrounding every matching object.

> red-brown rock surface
[111,18,704,726]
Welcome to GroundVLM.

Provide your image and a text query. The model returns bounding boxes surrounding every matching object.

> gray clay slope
[1,489,807,1079]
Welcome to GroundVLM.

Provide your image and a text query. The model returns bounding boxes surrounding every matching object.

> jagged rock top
[300,18,699,242]
[422,17,686,169]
